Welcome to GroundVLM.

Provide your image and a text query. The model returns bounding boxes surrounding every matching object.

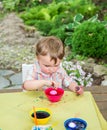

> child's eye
[44,65,50,67]
[55,64,59,67]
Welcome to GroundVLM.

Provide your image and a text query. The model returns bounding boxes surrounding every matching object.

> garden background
[0,0,107,87]
[0,0,107,120]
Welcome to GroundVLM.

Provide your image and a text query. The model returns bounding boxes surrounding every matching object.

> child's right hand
[51,81,60,89]
[44,80,53,87]
[45,80,59,88]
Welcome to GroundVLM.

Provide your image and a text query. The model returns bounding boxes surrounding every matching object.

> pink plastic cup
[44,87,64,102]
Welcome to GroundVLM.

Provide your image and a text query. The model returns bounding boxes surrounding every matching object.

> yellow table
[0,91,107,130]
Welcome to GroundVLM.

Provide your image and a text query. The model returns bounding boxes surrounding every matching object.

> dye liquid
[32,111,50,119]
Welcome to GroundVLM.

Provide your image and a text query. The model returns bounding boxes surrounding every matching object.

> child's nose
[50,67,56,72]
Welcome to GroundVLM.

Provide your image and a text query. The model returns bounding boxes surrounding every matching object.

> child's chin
[46,71,53,74]
[41,70,50,74]
[48,72,53,75]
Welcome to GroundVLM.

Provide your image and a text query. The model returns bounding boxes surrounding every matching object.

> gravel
[0,13,42,72]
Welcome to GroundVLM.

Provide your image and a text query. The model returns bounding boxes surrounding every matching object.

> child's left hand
[75,86,84,95]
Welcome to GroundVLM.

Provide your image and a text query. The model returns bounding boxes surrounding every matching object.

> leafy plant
[2,0,42,12]
[62,60,93,87]
[19,0,99,39]
[34,20,53,36]
[71,20,107,58]
[64,13,84,46]
[2,0,19,11]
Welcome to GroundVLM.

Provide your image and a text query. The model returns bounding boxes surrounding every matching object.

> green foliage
[34,20,53,36]
[49,25,66,41]
[71,21,107,58]
[64,13,84,46]
[48,13,73,41]
[2,0,42,12]
[3,0,104,61]
[2,0,19,11]
[19,1,74,37]
[20,1,72,21]
[19,0,98,38]
[64,0,99,19]
[64,13,107,46]
[104,13,107,21]
[0,13,6,20]
[75,1,99,18]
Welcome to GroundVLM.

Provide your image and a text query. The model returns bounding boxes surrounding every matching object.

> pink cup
[44,87,64,102]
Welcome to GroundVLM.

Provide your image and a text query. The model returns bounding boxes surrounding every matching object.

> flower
[62,60,93,87]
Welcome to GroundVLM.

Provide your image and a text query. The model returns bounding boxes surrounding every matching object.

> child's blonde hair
[36,36,65,64]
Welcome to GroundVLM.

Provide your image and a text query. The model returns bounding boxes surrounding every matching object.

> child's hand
[75,86,84,95]
[44,80,53,87]
[44,81,58,88]
[51,81,59,89]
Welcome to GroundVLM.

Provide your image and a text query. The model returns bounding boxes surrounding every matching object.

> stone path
[0,69,22,89]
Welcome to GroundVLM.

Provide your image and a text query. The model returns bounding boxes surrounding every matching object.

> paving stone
[10,72,22,85]
[101,80,107,87]
[0,76,10,89]
[0,69,15,76]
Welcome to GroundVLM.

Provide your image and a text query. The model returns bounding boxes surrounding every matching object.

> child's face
[37,55,61,75]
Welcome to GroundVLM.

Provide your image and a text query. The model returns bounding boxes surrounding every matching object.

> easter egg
[68,122,76,128]
[50,90,57,95]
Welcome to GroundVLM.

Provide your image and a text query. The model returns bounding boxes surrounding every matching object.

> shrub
[71,21,107,58]
[34,20,53,36]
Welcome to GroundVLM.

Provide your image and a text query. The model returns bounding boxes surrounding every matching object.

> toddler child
[23,36,83,95]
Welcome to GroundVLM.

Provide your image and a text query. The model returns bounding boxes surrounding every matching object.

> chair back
[22,64,33,82]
